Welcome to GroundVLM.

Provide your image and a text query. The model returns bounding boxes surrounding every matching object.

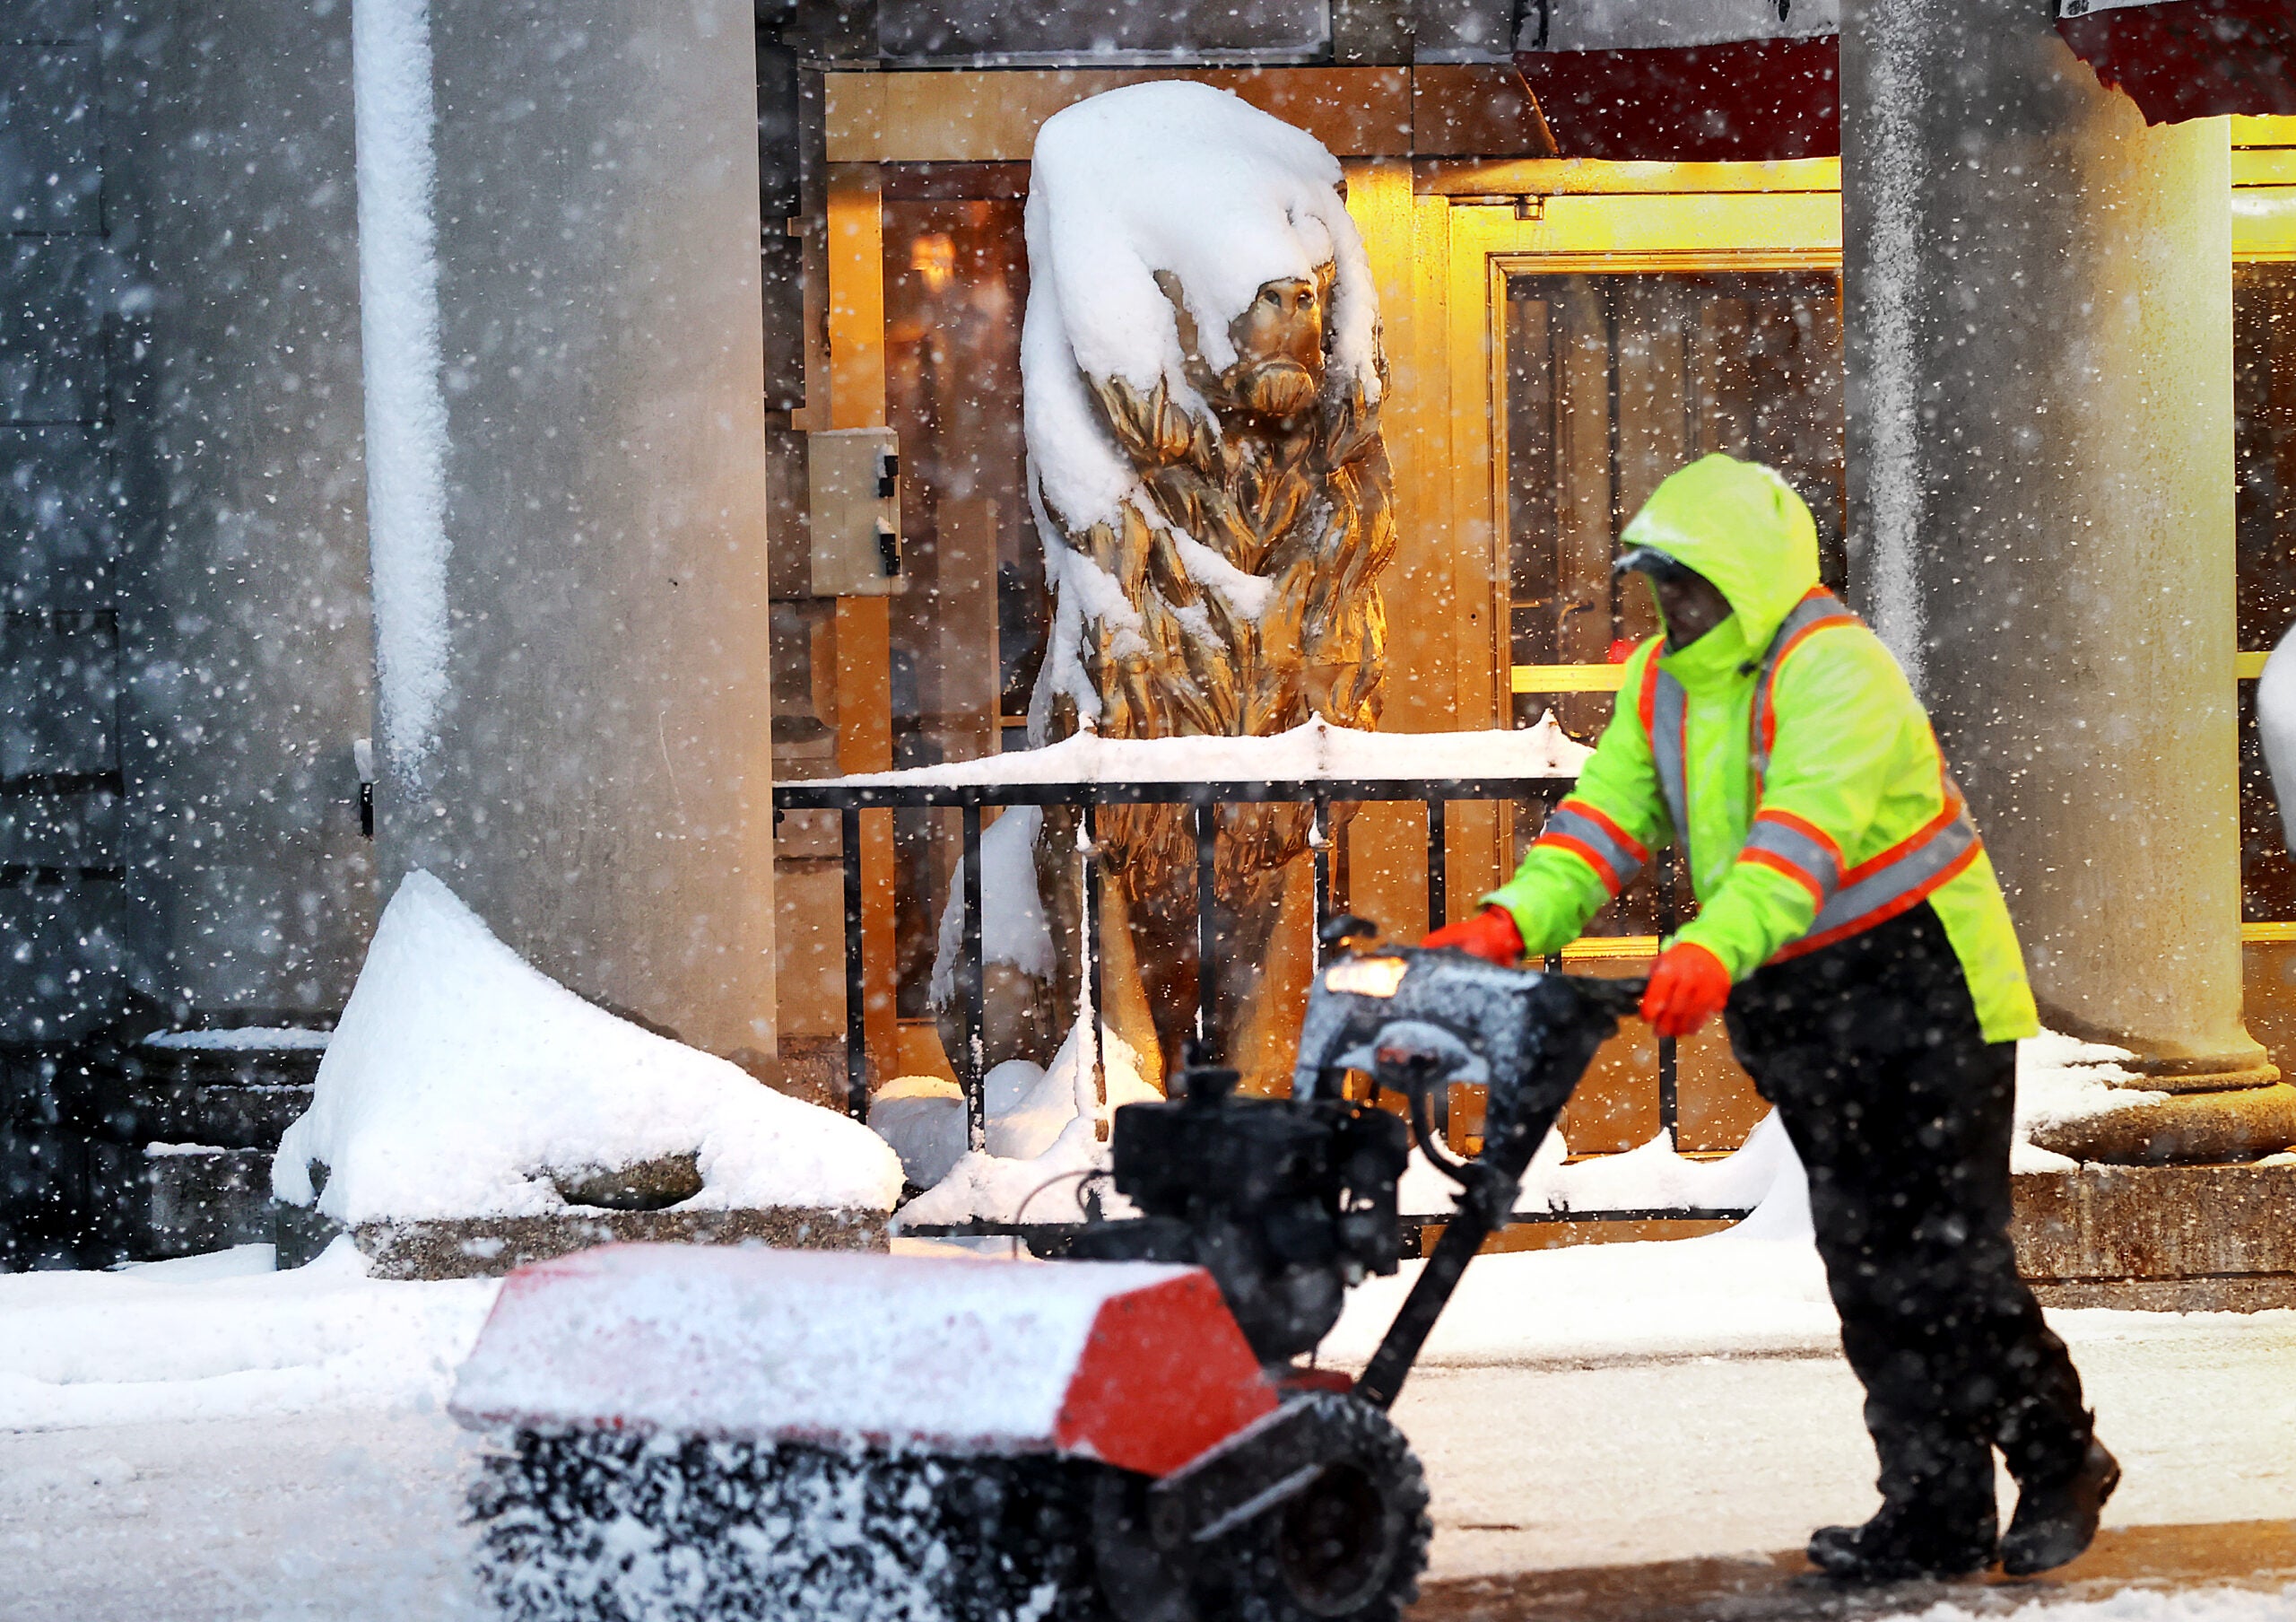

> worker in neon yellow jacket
[1427,454,2117,1583]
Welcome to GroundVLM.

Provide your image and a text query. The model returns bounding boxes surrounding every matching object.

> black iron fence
[771,761,1753,1238]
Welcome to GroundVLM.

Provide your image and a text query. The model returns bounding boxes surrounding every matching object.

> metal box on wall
[807,428,904,597]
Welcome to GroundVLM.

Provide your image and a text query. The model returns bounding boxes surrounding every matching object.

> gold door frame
[1447,186,1843,717]
[1341,175,1842,927]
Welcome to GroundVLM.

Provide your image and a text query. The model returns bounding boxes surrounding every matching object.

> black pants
[1725,903,2092,1528]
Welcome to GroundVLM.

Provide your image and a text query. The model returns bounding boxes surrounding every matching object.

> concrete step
[100,1144,273,1260]
[2013,1161,2296,1310]
[51,1042,319,1149]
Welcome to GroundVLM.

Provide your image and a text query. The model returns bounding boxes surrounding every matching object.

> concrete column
[371,0,778,1061]
[113,0,379,1025]
[1842,0,2296,1160]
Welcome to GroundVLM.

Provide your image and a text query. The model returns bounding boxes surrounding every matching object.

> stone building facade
[0,0,2292,1268]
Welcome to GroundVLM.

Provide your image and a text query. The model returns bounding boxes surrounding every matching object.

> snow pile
[833,713,1591,790]
[894,1020,1161,1228]
[273,871,902,1224]
[1327,1155,1832,1369]
[1515,1112,1800,1216]
[1396,1109,1804,1221]
[869,1074,970,1189]
[927,804,1055,1008]
[0,1240,498,1431]
[352,0,452,775]
[1022,81,1378,536]
[2013,1030,2170,1173]
[874,1038,1150,1189]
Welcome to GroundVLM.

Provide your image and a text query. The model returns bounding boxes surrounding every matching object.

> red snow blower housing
[452,921,1642,1622]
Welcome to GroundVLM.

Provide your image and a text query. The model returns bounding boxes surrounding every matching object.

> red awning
[1510,0,2296,161]
[1514,37,1839,161]
[2057,0,2296,123]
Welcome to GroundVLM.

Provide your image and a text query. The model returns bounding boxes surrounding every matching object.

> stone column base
[2012,1162,2296,1311]
[2027,1080,2296,1164]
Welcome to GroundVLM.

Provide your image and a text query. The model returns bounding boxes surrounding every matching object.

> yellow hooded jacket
[1484,454,2039,1044]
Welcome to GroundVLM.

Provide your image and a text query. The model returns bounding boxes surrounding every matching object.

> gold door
[1385,170,1843,1159]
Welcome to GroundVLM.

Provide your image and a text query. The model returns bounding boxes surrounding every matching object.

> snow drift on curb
[273,871,902,1225]
[0,1241,498,1431]
[1909,1586,2296,1622]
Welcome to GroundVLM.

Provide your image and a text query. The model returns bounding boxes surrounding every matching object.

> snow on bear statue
[1019,83,1396,1082]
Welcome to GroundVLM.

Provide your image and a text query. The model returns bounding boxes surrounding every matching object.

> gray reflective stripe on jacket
[1799,806,1979,942]
[1540,799,1647,891]
[1742,814,1841,901]
[1749,590,1861,792]
[1648,667,1689,845]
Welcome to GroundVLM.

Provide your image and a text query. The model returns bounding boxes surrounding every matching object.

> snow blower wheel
[1088,1394,1429,1622]
[1211,1394,1431,1622]
[450,935,1639,1622]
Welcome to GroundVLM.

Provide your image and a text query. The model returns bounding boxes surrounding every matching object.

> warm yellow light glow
[1514,664,1631,693]
[2234,116,2296,150]
[909,231,955,293]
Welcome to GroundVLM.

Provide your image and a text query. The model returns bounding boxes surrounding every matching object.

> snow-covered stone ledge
[271,874,904,1280]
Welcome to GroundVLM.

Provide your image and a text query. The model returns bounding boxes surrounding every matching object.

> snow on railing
[774,718,1621,1134]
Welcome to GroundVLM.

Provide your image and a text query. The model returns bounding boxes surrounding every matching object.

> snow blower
[449,921,1643,1622]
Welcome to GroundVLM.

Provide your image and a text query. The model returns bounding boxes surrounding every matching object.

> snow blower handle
[1292,945,1641,1408]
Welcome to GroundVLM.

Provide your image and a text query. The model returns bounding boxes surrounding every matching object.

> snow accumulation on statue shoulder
[272,871,902,1225]
[1022,81,1379,530]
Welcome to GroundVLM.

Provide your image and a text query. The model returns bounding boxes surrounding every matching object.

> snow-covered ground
[4,1221,2294,1619]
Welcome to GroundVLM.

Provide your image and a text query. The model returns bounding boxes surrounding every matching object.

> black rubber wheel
[1199,1395,1431,1622]
[470,1429,1109,1621]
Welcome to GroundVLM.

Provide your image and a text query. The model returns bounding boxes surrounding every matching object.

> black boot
[1806,1498,1997,1583]
[2000,1437,2119,1576]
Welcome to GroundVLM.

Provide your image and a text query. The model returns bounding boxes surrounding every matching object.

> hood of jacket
[1619,453,1821,654]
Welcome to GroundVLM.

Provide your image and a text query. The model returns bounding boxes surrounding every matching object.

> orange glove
[1422,906,1525,964]
[1640,941,1731,1037]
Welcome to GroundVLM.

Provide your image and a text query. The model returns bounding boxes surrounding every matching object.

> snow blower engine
[449,920,1642,1622]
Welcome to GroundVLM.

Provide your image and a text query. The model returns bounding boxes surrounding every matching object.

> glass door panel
[1504,269,1845,741]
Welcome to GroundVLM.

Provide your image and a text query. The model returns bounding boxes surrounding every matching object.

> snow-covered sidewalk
[4,1227,2293,1619]
[0,1241,495,1432]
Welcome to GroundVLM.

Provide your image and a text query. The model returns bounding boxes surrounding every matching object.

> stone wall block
[0,876,121,1039]
[0,609,110,776]
[0,239,101,423]
[0,1,94,45]
[0,425,116,606]
[0,44,98,232]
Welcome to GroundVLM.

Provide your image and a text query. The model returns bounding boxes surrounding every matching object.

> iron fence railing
[772,751,1753,1237]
